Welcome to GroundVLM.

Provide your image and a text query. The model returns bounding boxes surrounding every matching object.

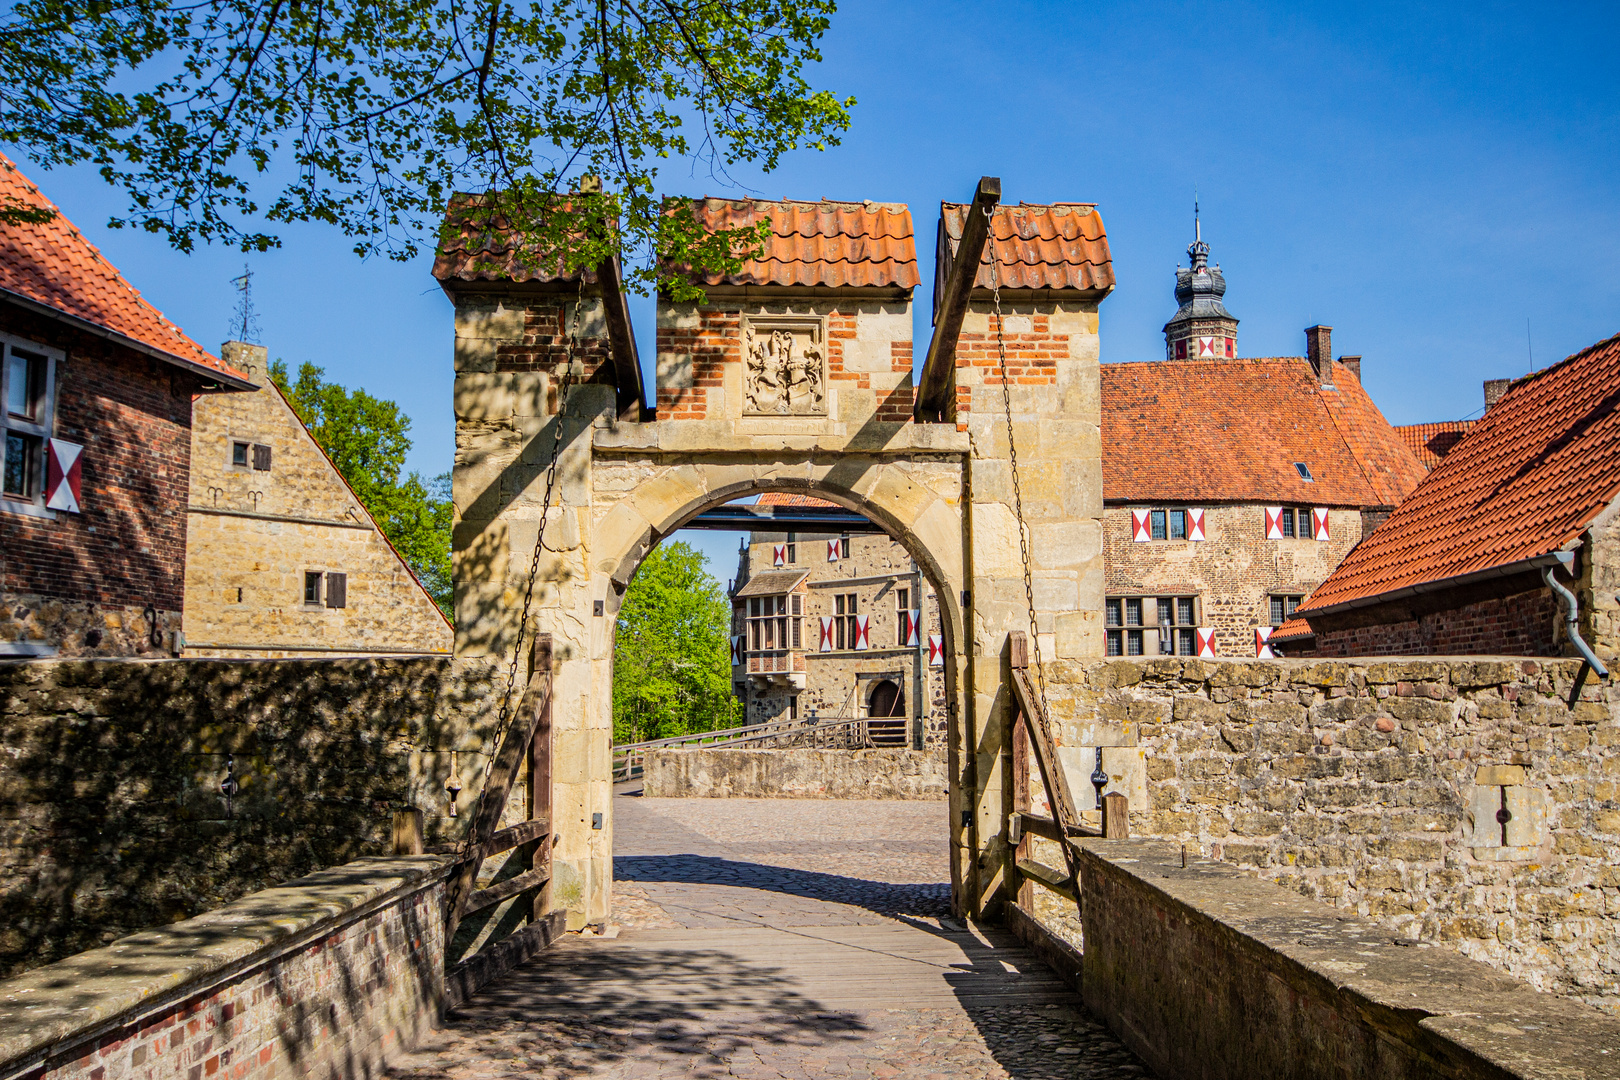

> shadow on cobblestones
[616,853,952,917]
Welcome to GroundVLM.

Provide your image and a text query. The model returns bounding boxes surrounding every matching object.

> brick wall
[0,656,498,978]
[0,856,446,1080]
[655,299,914,423]
[1037,655,1620,1010]
[1103,503,1364,656]
[1308,578,1561,658]
[0,303,202,655]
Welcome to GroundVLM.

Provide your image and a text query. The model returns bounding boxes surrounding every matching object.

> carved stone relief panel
[743,315,827,416]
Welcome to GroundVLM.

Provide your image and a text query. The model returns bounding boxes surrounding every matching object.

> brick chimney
[1338,355,1362,382]
[1483,378,1510,410]
[1305,325,1333,383]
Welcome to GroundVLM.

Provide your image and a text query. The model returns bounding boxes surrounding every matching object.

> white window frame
[1,333,63,520]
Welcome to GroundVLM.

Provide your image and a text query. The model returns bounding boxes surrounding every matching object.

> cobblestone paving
[391,790,1156,1079]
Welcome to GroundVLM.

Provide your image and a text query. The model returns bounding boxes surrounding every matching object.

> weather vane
[230,263,261,344]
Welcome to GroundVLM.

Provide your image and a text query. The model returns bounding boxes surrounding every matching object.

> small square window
[1169,509,1187,539]
[1270,595,1303,626]
[1106,630,1122,656]
[1294,462,1314,482]
[1126,629,1144,656]
[1125,598,1142,627]
[304,571,323,605]
[1105,598,1121,627]
[232,441,249,467]
[1150,509,1167,540]
[1157,598,1173,626]
[1177,597,1195,625]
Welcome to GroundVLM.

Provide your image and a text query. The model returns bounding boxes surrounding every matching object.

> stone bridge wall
[0,657,500,979]
[1036,656,1620,1009]
[643,747,949,799]
[0,856,446,1080]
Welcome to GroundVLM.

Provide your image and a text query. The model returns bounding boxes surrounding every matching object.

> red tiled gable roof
[938,202,1114,295]
[1299,332,1620,615]
[680,198,918,291]
[1395,421,1476,470]
[0,154,248,383]
[432,192,604,289]
[1102,358,1426,507]
[756,492,839,508]
[1270,616,1315,642]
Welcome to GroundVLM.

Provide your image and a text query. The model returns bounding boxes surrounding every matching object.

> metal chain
[445,275,584,913]
[983,204,1053,719]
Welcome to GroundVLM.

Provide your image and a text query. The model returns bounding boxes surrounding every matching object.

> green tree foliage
[270,360,453,619]
[0,0,853,297]
[613,541,740,744]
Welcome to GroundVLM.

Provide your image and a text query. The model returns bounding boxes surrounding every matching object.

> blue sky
[9,1,1617,576]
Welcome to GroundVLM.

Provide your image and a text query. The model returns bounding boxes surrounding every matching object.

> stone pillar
[959,299,1104,918]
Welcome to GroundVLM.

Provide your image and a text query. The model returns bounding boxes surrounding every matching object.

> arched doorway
[865,678,907,748]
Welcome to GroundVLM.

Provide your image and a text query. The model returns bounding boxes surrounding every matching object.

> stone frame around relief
[742,314,827,417]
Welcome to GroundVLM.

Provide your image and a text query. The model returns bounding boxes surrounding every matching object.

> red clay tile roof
[1102,358,1426,507]
[938,203,1113,295]
[1299,332,1620,615]
[1270,616,1316,642]
[432,192,604,289]
[680,198,918,291]
[0,154,248,384]
[1395,421,1477,470]
[756,492,839,508]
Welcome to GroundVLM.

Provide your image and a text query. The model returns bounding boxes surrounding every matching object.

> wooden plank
[446,635,553,930]
[1103,792,1130,839]
[1016,858,1078,904]
[916,176,1000,422]
[1009,666,1081,829]
[1013,811,1102,842]
[461,866,552,917]
[392,809,423,855]
[487,817,550,855]
[593,251,647,419]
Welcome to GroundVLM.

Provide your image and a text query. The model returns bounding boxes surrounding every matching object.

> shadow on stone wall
[0,656,499,978]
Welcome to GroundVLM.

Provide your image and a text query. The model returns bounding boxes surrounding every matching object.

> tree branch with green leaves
[0,0,852,297]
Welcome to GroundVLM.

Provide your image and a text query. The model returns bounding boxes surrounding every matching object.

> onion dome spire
[1164,199,1238,360]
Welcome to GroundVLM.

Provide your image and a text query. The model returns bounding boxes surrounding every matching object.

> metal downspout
[1542,556,1608,678]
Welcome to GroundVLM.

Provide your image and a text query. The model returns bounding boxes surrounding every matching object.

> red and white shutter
[1131,508,1152,542]
[854,615,870,650]
[1255,627,1275,658]
[819,616,834,652]
[1186,508,1206,542]
[827,538,841,562]
[45,439,83,513]
[730,635,743,666]
[903,609,921,647]
[1264,507,1284,540]
[928,635,944,667]
[1195,628,1217,658]
[1313,507,1331,540]
[1197,335,1218,358]
[773,543,787,566]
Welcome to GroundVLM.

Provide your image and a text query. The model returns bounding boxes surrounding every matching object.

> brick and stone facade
[729,523,946,747]
[182,342,451,658]
[0,304,228,658]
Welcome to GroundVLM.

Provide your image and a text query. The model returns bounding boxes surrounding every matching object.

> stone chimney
[1305,325,1333,383]
[221,340,269,382]
[1338,355,1362,382]
[1483,379,1510,410]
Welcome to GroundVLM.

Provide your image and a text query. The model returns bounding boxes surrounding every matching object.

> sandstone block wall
[644,747,949,799]
[1103,503,1364,657]
[0,856,446,1080]
[0,656,498,978]
[183,343,451,658]
[1035,656,1620,1009]
[1074,839,1620,1080]
[1,304,200,657]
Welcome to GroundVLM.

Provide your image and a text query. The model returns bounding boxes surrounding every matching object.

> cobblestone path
[391,790,1155,1080]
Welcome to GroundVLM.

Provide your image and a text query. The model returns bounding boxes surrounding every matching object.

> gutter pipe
[1542,552,1608,678]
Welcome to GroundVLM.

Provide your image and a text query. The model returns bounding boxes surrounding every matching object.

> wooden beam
[461,866,552,917]
[594,251,648,419]
[916,176,1000,423]
[1012,811,1100,843]
[1015,859,1077,904]
[487,817,550,855]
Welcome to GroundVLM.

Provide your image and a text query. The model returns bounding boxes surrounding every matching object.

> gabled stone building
[1101,227,1426,658]
[180,342,452,658]
[728,493,946,747]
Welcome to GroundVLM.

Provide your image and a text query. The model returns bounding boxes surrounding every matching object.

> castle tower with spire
[1163,209,1238,360]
